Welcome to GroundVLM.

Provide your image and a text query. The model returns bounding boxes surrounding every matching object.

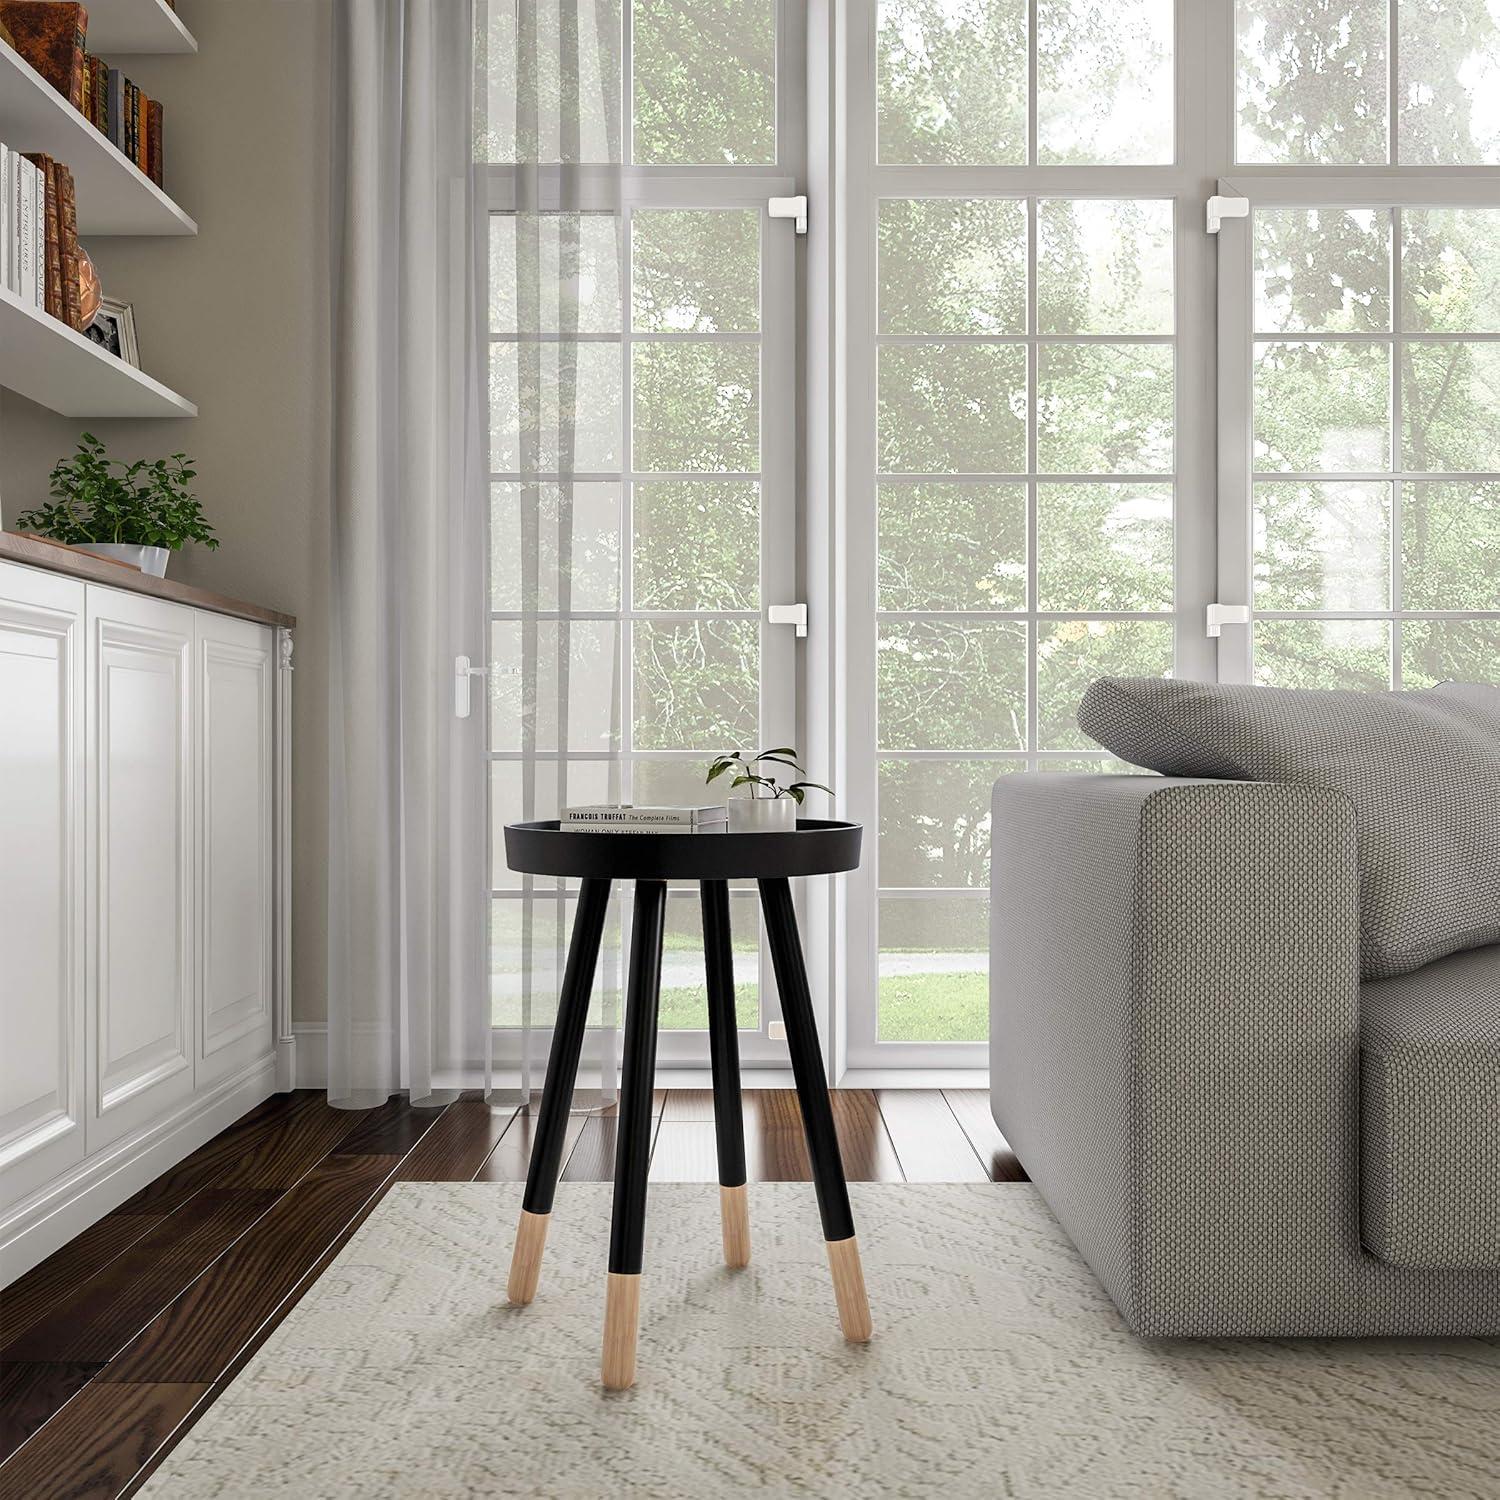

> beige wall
[0,0,335,1023]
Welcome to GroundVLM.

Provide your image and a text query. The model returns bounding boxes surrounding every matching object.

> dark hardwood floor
[0,1087,1025,1498]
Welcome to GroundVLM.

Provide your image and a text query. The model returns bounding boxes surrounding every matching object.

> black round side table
[501,818,868,1390]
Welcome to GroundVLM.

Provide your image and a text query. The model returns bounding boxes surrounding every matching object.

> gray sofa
[989,772,1500,1338]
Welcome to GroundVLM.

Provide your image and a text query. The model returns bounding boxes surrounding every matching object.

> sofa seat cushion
[1077,678,1500,980]
[1361,945,1500,1270]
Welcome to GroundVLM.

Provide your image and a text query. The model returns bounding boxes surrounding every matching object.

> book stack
[0,144,44,310]
[562,805,729,834]
[0,3,165,188]
[1,145,80,327]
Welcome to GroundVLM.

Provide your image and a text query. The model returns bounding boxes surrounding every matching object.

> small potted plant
[13,433,217,579]
[706,746,831,833]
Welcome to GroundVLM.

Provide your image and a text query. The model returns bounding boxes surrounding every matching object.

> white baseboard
[837,1068,989,1089]
[0,1052,280,1287]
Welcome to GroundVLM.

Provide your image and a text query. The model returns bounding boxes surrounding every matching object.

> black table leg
[759,876,872,1343]
[602,879,667,1389]
[507,877,611,1306]
[701,879,749,1268]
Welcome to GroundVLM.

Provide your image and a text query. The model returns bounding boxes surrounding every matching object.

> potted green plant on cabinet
[12,433,217,578]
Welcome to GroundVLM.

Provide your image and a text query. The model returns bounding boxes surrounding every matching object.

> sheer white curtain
[482,0,627,1103]
[327,0,489,1106]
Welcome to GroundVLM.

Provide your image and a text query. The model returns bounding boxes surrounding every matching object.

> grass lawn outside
[491,931,988,1041]
[878,963,988,1042]
[491,980,758,1032]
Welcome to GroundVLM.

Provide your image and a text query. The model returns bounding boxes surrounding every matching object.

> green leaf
[786,780,833,798]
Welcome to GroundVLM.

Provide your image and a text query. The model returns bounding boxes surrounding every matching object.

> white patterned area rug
[141,1183,1500,1499]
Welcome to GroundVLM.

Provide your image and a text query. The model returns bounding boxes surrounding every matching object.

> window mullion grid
[872,185,1179,924]
[1390,204,1403,687]
[1387,0,1400,168]
[1027,0,1039,168]
[1025,193,1040,764]
[622,207,636,802]
[622,0,634,169]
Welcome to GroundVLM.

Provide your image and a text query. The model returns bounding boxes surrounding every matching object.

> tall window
[846,0,1182,1063]
[480,0,799,1065]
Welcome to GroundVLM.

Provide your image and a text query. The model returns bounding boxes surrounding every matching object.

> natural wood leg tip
[602,1272,641,1389]
[507,1210,550,1305]
[719,1184,750,1269]
[826,1235,872,1343]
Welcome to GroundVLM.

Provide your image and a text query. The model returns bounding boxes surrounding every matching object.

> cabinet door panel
[0,564,85,1211]
[87,588,195,1151]
[196,613,273,1085]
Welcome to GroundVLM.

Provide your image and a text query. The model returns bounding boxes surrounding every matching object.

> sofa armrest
[990,774,1360,1336]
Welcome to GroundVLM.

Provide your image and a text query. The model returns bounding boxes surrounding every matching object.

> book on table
[562,805,728,833]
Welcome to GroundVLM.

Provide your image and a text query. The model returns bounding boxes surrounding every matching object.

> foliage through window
[1250,203,1500,690]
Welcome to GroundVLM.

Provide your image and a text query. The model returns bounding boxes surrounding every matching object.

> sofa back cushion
[1078,678,1500,980]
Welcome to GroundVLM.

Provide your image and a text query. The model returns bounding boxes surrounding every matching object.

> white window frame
[830,0,1220,1073]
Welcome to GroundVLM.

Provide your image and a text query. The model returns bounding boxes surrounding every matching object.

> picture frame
[84,298,140,368]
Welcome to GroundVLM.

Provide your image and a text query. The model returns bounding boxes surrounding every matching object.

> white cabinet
[194,611,273,1089]
[85,587,197,1152]
[0,558,289,1282]
[0,567,86,1214]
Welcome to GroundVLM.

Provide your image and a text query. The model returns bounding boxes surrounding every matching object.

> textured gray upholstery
[1077,678,1500,980]
[991,773,1500,1338]
[1362,945,1500,1270]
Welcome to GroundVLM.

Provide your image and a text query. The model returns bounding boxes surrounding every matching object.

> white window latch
[768,195,807,234]
[768,603,808,637]
[1206,195,1250,234]
[454,654,489,718]
[1206,603,1252,638]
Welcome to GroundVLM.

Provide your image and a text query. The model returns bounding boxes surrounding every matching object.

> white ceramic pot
[74,542,171,577]
[728,796,798,833]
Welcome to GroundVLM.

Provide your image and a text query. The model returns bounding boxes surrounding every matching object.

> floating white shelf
[0,286,196,418]
[0,41,195,234]
[85,0,198,55]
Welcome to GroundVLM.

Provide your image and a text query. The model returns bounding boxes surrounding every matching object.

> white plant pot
[74,542,171,577]
[728,797,798,833]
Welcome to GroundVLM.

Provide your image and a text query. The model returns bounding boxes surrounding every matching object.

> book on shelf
[55,160,81,329]
[36,153,60,320]
[146,98,162,186]
[88,54,104,130]
[562,805,729,833]
[105,66,123,149]
[2,148,46,309]
[0,2,87,110]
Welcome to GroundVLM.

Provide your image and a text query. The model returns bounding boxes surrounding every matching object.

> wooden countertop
[0,533,296,629]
